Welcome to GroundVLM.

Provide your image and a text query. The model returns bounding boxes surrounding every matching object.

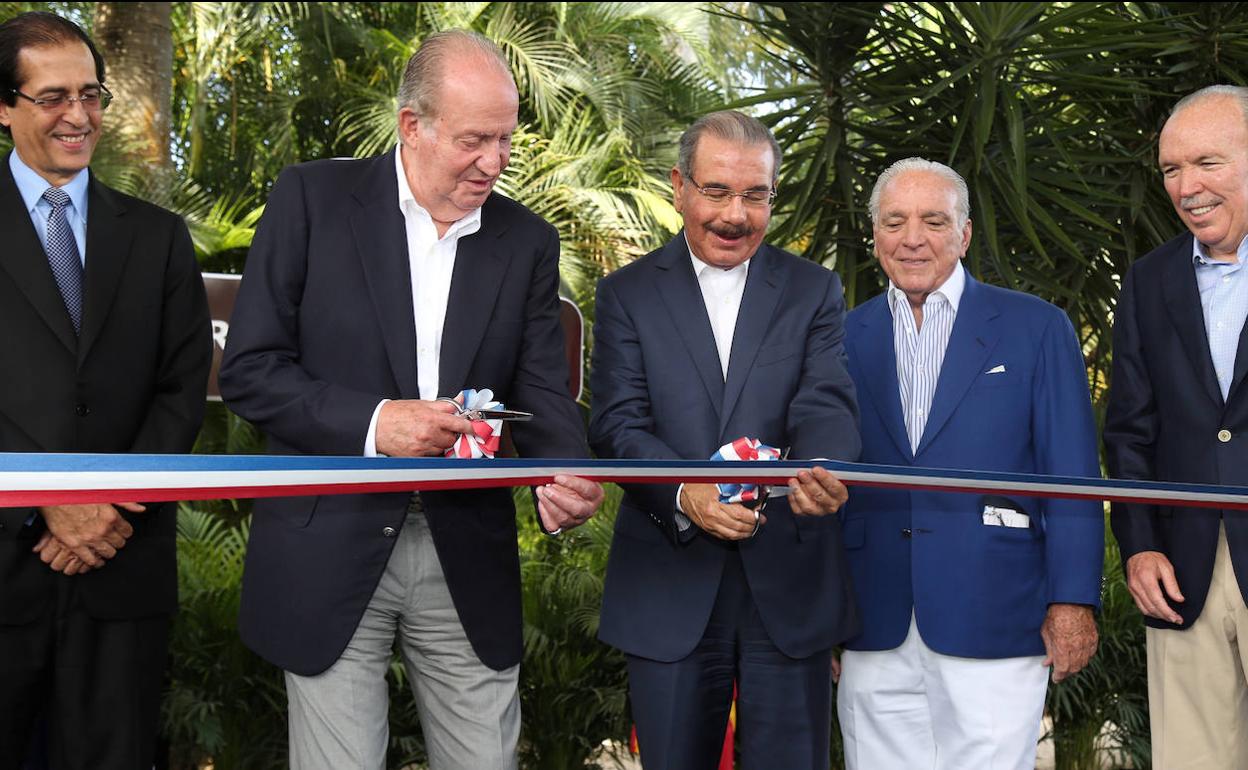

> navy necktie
[41,187,84,334]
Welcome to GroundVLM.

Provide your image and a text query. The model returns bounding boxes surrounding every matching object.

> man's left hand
[1041,603,1098,683]
[537,474,604,533]
[787,466,848,516]
[32,532,94,575]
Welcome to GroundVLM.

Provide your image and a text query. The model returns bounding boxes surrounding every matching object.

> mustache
[1181,195,1222,209]
[707,223,754,239]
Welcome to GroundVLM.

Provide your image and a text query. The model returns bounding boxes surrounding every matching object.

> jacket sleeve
[1034,308,1105,607]
[588,276,683,540]
[127,214,212,454]
[1103,265,1162,560]
[217,166,381,455]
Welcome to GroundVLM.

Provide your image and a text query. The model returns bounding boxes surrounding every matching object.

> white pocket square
[986,364,1006,374]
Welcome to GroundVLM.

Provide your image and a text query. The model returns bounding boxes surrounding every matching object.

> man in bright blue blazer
[837,158,1104,770]
[590,111,861,770]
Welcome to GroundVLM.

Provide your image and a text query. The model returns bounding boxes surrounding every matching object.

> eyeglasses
[687,174,776,207]
[9,86,113,113]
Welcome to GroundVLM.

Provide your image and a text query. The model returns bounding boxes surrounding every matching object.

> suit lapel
[721,246,784,433]
[0,154,78,353]
[654,234,724,414]
[78,178,132,362]
[439,198,507,396]
[916,275,1000,456]
[1161,239,1223,408]
[853,296,913,459]
[1230,316,1248,404]
[351,150,419,399]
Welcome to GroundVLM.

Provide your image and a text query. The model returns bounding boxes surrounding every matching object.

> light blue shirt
[1192,236,1248,401]
[9,149,89,264]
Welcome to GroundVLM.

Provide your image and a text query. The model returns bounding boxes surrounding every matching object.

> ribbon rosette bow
[711,436,782,505]
[444,388,504,459]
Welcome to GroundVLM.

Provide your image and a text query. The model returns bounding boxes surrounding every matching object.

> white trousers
[285,509,520,770]
[838,615,1047,770]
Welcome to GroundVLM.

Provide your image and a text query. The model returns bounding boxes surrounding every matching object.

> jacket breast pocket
[754,344,802,368]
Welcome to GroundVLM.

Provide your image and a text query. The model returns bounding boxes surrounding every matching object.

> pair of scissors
[436,397,533,423]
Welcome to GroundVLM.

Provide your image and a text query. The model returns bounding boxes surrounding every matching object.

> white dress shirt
[364,146,483,455]
[676,236,750,521]
[887,262,965,454]
[689,240,750,378]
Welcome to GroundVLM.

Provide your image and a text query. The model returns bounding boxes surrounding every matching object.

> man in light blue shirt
[0,11,210,769]
[1107,84,1248,770]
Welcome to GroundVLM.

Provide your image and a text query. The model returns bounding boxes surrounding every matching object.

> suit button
[901,528,913,538]
[1219,429,1232,443]
[75,403,89,416]
[382,526,397,538]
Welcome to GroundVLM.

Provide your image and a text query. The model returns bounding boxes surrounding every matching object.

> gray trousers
[285,503,520,770]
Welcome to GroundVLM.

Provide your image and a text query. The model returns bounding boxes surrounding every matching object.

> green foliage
[164,508,287,770]
[516,484,631,769]
[1046,521,1150,770]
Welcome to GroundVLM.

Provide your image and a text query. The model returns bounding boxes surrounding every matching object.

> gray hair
[397,29,513,118]
[868,157,971,227]
[1171,84,1248,127]
[677,110,782,184]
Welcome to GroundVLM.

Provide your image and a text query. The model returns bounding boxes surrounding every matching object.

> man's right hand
[36,502,143,569]
[375,399,474,457]
[1126,550,1185,624]
[680,483,764,541]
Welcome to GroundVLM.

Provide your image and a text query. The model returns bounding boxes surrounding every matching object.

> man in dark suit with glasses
[0,11,211,770]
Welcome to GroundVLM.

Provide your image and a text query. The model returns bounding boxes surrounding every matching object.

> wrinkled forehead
[878,171,961,217]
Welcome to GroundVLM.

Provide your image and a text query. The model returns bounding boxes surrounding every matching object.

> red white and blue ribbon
[711,437,781,504]
[5,453,1248,510]
[444,389,503,459]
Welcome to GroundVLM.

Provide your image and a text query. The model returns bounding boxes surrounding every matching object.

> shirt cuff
[364,399,389,457]
[675,483,692,531]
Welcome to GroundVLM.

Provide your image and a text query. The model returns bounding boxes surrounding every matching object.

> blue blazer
[590,234,862,661]
[842,272,1103,658]
[1105,232,1248,629]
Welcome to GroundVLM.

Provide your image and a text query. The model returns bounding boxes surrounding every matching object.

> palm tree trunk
[93,2,173,184]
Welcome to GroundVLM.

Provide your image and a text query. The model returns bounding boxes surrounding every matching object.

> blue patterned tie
[42,187,84,334]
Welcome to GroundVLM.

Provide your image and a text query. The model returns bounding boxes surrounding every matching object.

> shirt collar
[10,149,89,217]
[887,260,966,317]
[393,144,482,239]
[684,232,750,279]
[1191,233,1248,266]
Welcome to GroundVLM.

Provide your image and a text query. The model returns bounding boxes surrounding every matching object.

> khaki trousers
[1147,524,1248,770]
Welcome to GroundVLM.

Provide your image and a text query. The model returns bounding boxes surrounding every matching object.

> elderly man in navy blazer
[1106,85,1248,769]
[590,110,861,770]
[220,30,602,770]
[837,158,1103,770]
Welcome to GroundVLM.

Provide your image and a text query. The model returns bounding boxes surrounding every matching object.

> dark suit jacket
[0,152,211,623]
[1106,232,1248,629]
[218,150,588,675]
[843,274,1103,658]
[589,234,861,661]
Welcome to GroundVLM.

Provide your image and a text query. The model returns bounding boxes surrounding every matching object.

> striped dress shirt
[889,262,966,453]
